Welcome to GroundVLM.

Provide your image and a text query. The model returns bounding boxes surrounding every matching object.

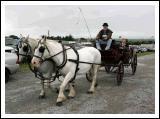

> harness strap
[68,59,101,65]
[69,46,80,83]
[47,47,72,60]
[38,44,68,83]
[56,44,68,69]
[32,43,73,83]
[50,44,68,83]
[18,53,30,57]
[33,58,62,82]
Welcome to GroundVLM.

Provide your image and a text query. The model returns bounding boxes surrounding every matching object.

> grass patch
[19,63,30,72]
[137,51,154,57]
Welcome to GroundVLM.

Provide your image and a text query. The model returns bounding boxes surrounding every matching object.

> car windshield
[5,37,18,48]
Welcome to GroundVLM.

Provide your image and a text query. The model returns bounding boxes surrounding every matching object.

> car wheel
[5,70,9,83]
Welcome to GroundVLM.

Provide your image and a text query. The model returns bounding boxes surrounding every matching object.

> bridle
[33,40,72,69]
[32,40,51,61]
[33,40,74,83]
[17,39,37,74]
[17,40,32,57]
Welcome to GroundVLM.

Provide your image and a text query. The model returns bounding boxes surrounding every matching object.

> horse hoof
[65,89,70,92]
[87,91,93,94]
[67,96,74,99]
[56,102,63,106]
[39,95,45,99]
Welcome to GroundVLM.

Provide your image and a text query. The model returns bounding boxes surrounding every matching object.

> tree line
[8,35,155,45]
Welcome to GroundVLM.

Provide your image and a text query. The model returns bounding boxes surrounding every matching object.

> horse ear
[25,35,29,42]
[41,36,47,43]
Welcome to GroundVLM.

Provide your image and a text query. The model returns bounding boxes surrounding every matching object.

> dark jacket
[96,29,113,40]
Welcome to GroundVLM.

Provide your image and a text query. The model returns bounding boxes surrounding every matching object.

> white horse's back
[78,47,101,64]
[75,47,101,74]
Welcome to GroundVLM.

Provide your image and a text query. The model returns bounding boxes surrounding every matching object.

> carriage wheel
[131,54,137,75]
[105,66,111,73]
[116,61,124,86]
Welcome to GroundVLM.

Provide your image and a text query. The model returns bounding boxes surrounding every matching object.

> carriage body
[97,40,137,85]
[100,49,121,65]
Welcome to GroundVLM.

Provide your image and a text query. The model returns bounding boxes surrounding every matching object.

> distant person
[96,23,113,50]
[119,37,128,48]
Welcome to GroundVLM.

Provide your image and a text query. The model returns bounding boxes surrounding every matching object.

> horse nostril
[31,59,36,65]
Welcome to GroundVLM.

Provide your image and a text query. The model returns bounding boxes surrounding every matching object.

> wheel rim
[117,61,124,85]
[105,66,111,73]
[131,54,137,75]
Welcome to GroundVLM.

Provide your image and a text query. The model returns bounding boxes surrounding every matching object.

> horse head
[17,35,33,63]
[31,37,50,68]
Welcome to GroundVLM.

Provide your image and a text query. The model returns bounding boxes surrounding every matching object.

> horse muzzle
[31,59,43,68]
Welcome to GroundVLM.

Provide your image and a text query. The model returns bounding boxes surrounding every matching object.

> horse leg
[56,72,73,106]
[56,83,70,93]
[68,83,76,98]
[65,83,70,92]
[86,66,92,81]
[39,80,45,98]
[46,80,51,88]
[88,65,99,93]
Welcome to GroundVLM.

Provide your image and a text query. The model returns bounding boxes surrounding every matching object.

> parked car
[5,36,19,51]
[5,50,19,83]
[141,47,148,52]
[5,46,16,53]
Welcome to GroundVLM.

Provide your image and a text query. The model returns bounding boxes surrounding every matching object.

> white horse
[31,37,101,106]
[17,35,56,98]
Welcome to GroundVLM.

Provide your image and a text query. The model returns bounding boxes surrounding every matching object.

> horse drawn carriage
[86,39,137,86]
[18,35,138,105]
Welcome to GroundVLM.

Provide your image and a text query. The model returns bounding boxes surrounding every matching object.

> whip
[78,7,92,41]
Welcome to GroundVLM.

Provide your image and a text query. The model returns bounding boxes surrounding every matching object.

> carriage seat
[111,40,121,49]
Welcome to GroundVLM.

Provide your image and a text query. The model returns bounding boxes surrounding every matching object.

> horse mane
[27,38,39,49]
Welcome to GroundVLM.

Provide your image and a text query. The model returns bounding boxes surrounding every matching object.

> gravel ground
[5,54,155,114]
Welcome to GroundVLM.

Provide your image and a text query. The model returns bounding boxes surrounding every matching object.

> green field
[19,63,30,72]
[137,51,154,57]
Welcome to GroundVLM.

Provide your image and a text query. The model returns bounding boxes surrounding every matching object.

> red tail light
[16,56,20,64]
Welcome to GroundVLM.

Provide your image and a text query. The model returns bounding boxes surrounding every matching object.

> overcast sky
[5,5,155,39]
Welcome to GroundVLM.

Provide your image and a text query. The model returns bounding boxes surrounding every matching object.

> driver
[96,23,113,50]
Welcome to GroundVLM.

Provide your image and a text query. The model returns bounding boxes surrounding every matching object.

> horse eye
[23,46,29,52]
[39,46,45,53]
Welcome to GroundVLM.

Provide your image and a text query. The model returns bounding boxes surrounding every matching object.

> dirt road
[5,54,155,114]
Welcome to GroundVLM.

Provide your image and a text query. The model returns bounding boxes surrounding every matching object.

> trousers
[96,39,112,50]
